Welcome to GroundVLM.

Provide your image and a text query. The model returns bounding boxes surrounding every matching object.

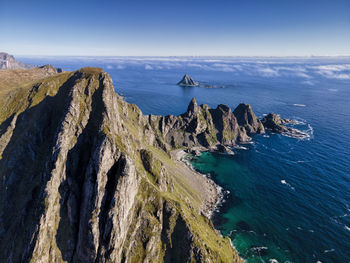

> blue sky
[1,0,349,56]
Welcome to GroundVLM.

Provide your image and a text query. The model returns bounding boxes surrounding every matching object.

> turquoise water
[20,56,350,262]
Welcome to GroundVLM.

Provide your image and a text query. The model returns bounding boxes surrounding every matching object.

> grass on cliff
[144,147,241,262]
[0,67,242,262]
[0,71,72,124]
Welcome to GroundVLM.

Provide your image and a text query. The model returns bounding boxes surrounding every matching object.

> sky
[1,0,349,56]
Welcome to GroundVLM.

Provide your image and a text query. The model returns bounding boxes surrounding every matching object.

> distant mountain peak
[177,74,199,86]
[0,52,32,70]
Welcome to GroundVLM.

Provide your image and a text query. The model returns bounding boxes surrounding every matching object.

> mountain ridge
[0,67,244,263]
[0,67,293,262]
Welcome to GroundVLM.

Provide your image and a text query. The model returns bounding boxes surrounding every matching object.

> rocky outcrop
[261,113,307,138]
[0,52,32,69]
[0,67,243,263]
[261,113,289,133]
[177,74,199,87]
[39,64,63,74]
[147,98,269,151]
[233,103,265,134]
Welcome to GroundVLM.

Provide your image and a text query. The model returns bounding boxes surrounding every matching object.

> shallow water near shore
[19,56,350,262]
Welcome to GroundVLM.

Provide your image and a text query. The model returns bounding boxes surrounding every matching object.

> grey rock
[177,74,199,87]
[261,113,289,133]
[0,52,32,69]
[0,68,246,263]
[39,64,63,74]
[233,103,265,134]
[261,113,307,138]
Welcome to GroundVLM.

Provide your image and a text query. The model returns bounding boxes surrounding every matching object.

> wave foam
[281,180,295,190]
[233,145,248,150]
[282,119,314,140]
[250,246,268,252]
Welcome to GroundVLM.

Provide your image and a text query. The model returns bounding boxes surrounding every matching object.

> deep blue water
[19,56,350,262]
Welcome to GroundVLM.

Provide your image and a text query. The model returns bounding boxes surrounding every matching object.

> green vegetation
[0,67,243,262]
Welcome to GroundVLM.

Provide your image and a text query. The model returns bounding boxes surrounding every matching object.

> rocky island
[0,66,295,262]
[262,113,308,138]
[177,74,219,88]
[177,74,199,86]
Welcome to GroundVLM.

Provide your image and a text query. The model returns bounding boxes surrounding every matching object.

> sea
[19,56,350,263]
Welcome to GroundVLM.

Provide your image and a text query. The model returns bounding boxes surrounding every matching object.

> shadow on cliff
[56,75,125,262]
[0,113,15,138]
[0,73,93,262]
[161,202,196,263]
[55,76,106,262]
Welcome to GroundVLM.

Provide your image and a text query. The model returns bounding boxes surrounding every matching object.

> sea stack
[177,74,199,86]
[233,103,265,134]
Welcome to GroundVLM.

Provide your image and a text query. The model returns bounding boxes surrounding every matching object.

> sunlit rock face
[0,67,245,263]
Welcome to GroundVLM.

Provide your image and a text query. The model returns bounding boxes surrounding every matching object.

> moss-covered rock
[0,68,244,263]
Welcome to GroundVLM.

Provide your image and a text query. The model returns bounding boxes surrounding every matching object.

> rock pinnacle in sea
[177,74,199,87]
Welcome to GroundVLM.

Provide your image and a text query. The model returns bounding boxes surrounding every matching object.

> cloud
[313,64,350,80]
[323,73,350,80]
[61,57,350,81]
[313,64,350,71]
[295,72,311,78]
[256,67,280,77]
[210,64,235,72]
[302,80,315,86]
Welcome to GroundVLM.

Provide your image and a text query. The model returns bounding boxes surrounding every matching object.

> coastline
[171,149,224,218]
[171,149,245,262]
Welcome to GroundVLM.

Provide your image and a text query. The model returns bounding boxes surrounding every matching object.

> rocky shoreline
[172,149,250,262]
[1,65,304,262]
[172,149,224,218]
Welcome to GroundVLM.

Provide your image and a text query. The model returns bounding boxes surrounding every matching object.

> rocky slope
[0,64,63,98]
[0,67,294,262]
[0,52,32,70]
[0,67,247,263]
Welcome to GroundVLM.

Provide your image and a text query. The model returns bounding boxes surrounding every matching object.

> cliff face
[0,52,32,70]
[148,98,265,151]
[0,68,245,263]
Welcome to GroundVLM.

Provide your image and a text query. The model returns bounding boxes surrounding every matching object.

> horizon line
[14,54,350,58]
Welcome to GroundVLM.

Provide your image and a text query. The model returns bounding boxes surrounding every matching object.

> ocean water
[19,56,350,262]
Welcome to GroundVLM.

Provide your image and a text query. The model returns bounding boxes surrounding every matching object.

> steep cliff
[0,67,245,263]
[147,98,265,152]
[233,103,264,135]
[0,52,32,70]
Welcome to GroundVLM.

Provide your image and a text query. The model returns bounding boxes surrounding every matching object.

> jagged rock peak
[0,67,243,263]
[217,104,231,113]
[187,97,198,114]
[177,74,199,86]
[233,103,265,134]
